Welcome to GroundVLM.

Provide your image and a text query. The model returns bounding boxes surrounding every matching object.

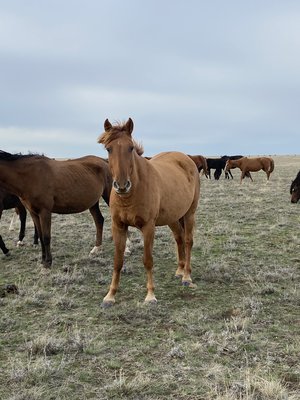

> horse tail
[268,158,274,173]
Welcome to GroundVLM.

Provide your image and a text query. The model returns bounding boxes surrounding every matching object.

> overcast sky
[0,0,299,158]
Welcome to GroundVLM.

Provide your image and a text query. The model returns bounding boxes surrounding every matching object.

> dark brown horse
[0,151,112,267]
[225,157,274,183]
[290,170,300,203]
[0,187,38,255]
[98,118,200,306]
[188,155,208,177]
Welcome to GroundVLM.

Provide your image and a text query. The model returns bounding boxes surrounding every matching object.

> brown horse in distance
[225,157,274,183]
[0,151,112,267]
[98,118,200,306]
[188,155,208,177]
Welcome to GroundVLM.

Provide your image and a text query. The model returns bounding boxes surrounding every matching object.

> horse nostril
[113,180,119,190]
[125,180,131,190]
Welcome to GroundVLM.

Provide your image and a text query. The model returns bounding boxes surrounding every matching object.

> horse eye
[129,146,134,152]
[106,147,112,154]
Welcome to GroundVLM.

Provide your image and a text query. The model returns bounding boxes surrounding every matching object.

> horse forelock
[98,124,144,156]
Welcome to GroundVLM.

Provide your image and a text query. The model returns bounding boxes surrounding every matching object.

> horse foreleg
[141,223,156,303]
[89,202,104,254]
[30,212,45,262]
[102,223,128,306]
[16,203,27,246]
[169,220,185,278]
[31,210,52,267]
[39,210,52,267]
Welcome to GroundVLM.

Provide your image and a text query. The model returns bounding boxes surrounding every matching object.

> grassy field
[0,155,299,400]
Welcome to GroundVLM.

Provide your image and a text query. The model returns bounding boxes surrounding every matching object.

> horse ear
[104,119,112,131]
[125,118,134,135]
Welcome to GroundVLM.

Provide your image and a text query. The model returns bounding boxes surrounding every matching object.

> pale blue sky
[0,0,299,158]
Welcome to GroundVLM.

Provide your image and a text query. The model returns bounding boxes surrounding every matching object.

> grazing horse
[0,151,112,267]
[188,155,208,177]
[98,118,200,306]
[290,170,300,203]
[225,156,274,183]
[0,188,38,255]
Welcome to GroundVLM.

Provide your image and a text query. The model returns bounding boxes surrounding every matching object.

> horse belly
[155,183,196,226]
[52,193,100,214]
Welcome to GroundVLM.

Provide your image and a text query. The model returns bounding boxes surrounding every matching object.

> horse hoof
[42,262,52,269]
[175,274,182,279]
[182,281,197,288]
[4,251,10,257]
[101,301,114,309]
[90,246,101,255]
[17,241,24,247]
[124,247,131,256]
[144,297,157,305]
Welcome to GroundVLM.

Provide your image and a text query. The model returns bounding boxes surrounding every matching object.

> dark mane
[0,150,46,162]
[98,122,144,156]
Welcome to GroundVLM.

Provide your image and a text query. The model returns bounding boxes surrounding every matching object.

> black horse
[206,158,227,180]
[0,187,38,255]
[290,170,300,203]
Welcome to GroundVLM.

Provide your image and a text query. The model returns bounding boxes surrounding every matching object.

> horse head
[98,118,143,195]
[225,159,234,172]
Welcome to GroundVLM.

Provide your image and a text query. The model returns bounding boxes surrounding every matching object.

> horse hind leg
[168,219,186,278]
[89,202,104,255]
[181,212,197,288]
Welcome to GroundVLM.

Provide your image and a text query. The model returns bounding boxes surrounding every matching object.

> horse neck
[131,152,148,185]
[0,161,27,196]
[233,159,242,167]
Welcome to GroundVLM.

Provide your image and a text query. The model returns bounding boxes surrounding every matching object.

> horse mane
[0,150,46,161]
[98,121,144,156]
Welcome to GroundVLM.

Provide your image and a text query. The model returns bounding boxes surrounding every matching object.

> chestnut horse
[290,170,300,203]
[188,155,208,177]
[0,187,38,255]
[0,151,112,267]
[225,156,274,183]
[98,118,200,306]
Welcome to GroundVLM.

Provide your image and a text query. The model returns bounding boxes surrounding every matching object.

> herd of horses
[0,118,299,306]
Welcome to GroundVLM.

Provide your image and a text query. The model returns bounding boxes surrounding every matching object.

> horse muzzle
[113,179,132,194]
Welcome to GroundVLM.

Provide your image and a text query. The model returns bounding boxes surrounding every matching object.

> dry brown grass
[0,155,299,399]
